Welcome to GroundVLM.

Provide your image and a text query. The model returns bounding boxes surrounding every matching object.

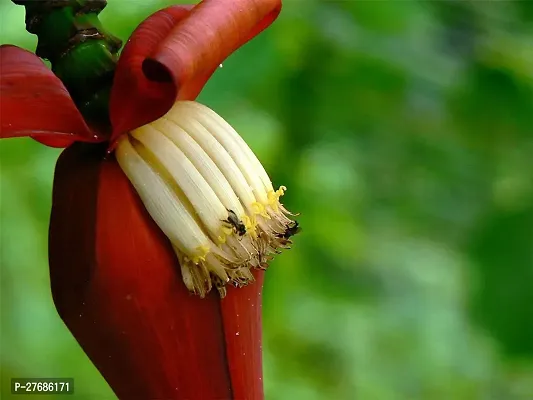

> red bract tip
[0,45,101,148]
[49,144,266,399]
[109,0,282,146]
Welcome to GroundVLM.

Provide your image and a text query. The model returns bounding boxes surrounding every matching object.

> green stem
[13,0,122,130]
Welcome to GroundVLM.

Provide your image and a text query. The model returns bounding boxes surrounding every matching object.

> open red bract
[50,144,267,399]
[0,45,96,147]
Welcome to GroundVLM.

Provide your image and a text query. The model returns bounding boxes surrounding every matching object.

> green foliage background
[2,1,533,399]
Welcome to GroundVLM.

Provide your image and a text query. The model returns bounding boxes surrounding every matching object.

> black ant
[222,209,246,236]
[277,221,301,240]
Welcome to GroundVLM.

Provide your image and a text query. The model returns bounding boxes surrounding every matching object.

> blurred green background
[2,0,533,399]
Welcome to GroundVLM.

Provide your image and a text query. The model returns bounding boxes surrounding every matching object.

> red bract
[0,1,281,398]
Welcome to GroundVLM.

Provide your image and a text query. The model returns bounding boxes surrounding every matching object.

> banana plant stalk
[1,1,300,399]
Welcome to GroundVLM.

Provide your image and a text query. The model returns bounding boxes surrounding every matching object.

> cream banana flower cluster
[116,101,299,298]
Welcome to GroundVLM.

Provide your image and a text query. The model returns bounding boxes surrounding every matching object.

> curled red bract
[109,0,282,145]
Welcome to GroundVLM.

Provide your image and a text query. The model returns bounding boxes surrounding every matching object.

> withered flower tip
[116,101,299,297]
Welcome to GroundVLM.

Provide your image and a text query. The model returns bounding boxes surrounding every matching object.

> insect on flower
[278,220,301,240]
[222,209,247,237]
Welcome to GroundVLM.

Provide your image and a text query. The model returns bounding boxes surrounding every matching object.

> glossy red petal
[109,0,282,144]
[49,144,265,399]
[0,45,100,148]
[222,271,265,400]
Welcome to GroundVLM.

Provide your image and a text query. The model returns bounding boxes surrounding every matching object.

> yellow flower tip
[199,244,210,256]
[242,214,252,229]
[266,185,288,212]
[251,202,262,214]
[242,214,258,239]
[190,256,204,265]
[273,185,287,198]
[252,202,270,219]
[221,226,234,236]
[267,192,278,210]
[187,244,209,264]
[274,186,287,200]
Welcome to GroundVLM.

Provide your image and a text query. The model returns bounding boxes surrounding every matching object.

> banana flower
[0,1,299,399]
